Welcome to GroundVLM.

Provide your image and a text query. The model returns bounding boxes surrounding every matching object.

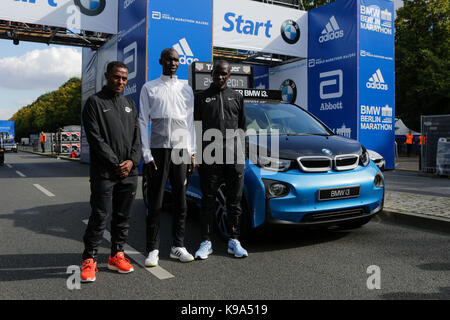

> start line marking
[82,219,174,280]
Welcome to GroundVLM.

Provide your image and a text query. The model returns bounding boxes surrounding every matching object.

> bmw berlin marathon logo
[280,79,297,103]
[74,0,106,16]
[280,20,300,44]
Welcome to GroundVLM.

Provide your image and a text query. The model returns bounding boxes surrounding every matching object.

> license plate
[318,185,360,201]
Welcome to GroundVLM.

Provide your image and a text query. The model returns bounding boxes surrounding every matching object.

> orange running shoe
[108,252,134,273]
[81,258,98,283]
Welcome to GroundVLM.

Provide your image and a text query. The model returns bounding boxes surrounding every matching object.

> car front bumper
[244,162,384,228]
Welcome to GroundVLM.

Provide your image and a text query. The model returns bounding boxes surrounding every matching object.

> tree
[395,0,450,132]
[10,78,81,139]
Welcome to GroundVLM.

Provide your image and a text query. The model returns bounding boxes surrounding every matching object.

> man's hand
[116,160,133,179]
[187,155,198,176]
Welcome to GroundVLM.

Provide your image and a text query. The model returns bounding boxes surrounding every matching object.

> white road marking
[6,164,12,168]
[16,170,26,177]
[82,219,175,280]
[33,184,56,197]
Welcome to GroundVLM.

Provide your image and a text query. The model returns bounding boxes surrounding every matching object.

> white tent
[395,118,421,136]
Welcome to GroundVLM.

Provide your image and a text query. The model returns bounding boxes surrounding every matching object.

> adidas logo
[319,16,344,43]
[366,69,388,90]
[172,38,199,65]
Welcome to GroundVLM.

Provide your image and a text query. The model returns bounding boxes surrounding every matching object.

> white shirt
[138,75,196,164]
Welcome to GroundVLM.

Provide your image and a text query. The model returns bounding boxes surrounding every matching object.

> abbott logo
[366,69,388,90]
[123,42,137,81]
[319,16,344,43]
[319,69,343,99]
[172,38,199,65]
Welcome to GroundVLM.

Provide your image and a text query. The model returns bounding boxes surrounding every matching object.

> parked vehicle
[3,139,18,153]
[143,90,385,238]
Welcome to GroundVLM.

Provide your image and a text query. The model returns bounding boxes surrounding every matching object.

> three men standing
[81,54,248,282]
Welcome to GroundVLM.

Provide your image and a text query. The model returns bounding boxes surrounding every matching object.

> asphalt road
[0,152,449,301]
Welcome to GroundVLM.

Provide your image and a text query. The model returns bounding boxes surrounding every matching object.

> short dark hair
[160,48,178,60]
[213,60,231,72]
[106,61,128,74]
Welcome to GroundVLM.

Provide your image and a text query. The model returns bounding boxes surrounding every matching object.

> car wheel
[214,183,250,240]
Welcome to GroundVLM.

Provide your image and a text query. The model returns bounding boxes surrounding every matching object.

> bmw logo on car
[280,79,297,103]
[280,19,301,44]
[74,0,106,16]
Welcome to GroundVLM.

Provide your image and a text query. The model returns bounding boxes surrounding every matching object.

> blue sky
[0,39,82,120]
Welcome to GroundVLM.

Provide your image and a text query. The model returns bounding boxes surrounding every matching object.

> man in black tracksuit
[81,61,141,282]
[194,60,248,259]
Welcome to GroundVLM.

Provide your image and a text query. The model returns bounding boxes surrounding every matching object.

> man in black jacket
[194,60,248,259]
[80,61,141,282]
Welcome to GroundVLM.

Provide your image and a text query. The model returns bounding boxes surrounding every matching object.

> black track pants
[199,163,244,241]
[82,175,138,261]
[146,148,188,253]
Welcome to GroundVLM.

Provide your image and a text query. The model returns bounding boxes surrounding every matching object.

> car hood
[247,134,363,160]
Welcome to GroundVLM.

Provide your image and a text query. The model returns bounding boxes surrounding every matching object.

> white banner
[213,0,308,58]
[0,0,118,34]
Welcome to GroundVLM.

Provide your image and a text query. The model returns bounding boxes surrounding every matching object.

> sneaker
[170,247,194,263]
[108,252,134,273]
[227,239,248,258]
[81,258,98,283]
[194,240,213,260]
[144,249,159,267]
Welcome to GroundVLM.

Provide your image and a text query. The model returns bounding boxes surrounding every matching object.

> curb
[377,209,450,234]
[18,149,81,162]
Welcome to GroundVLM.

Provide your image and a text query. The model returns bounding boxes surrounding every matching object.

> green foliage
[395,0,450,131]
[10,78,81,139]
[298,0,334,10]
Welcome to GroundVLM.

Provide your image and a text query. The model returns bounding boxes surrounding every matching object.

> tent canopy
[395,118,421,136]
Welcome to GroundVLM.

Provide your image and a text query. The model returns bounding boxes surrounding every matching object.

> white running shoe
[145,249,159,267]
[170,247,194,263]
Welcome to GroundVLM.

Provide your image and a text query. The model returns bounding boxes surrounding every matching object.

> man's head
[212,60,231,89]
[159,48,180,76]
[104,61,129,95]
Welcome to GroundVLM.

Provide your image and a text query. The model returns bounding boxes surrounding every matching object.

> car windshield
[245,102,332,136]
[5,139,14,144]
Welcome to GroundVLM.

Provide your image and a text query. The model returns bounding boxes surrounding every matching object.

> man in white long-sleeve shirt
[138,48,196,266]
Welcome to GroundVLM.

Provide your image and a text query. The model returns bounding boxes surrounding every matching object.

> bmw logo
[322,149,333,156]
[280,79,297,103]
[281,20,301,44]
[74,0,106,16]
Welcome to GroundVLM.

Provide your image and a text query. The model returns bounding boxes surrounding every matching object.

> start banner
[0,0,118,34]
[213,0,308,58]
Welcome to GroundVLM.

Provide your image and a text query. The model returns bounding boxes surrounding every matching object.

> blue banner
[147,0,213,81]
[358,0,395,169]
[117,0,148,111]
[0,121,15,139]
[307,0,358,140]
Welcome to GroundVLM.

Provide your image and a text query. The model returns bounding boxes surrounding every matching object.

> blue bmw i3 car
[183,90,384,238]
[142,90,384,238]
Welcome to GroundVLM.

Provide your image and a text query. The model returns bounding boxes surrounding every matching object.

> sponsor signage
[269,60,307,107]
[147,0,213,81]
[190,61,253,92]
[1,0,118,34]
[358,0,395,169]
[308,0,358,139]
[117,0,147,109]
[213,0,308,58]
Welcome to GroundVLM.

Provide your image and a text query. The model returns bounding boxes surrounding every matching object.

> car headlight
[359,149,370,167]
[257,155,291,172]
[263,179,290,198]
